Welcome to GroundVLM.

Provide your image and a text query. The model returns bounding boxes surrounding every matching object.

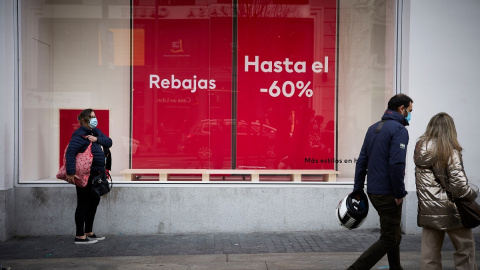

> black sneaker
[74,237,98,244]
[87,234,105,241]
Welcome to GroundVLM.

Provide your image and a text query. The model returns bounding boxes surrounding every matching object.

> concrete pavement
[1,229,479,269]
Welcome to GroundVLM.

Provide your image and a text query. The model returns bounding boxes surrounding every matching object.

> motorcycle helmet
[336,190,369,229]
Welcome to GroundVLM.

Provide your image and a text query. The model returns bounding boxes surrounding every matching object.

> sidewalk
[1,229,479,269]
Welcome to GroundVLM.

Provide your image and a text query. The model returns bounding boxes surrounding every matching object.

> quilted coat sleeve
[353,134,369,192]
[442,150,477,201]
[388,125,409,199]
[95,128,112,149]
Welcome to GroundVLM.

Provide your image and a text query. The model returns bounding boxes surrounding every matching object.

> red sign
[59,109,109,167]
[132,2,336,170]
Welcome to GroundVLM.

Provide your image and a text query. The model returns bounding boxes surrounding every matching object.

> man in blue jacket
[347,94,413,270]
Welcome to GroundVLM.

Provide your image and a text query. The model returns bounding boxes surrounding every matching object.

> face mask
[405,112,411,122]
[89,118,98,128]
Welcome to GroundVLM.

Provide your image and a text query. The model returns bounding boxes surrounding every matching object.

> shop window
[19,0,397,182]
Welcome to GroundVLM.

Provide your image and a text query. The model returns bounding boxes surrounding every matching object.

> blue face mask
[89,118,98,128]
[405,112,411,122]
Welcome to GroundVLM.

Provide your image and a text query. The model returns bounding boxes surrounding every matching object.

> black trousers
[348,194,403,270]
[75,171,101,237]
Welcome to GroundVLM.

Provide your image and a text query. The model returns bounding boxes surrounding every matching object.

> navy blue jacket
[353,110,409,199]
[66,126,113,175]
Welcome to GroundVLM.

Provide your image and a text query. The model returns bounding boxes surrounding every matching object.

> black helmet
[336,190,369,229]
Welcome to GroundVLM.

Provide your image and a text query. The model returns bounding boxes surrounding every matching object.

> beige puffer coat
[414,139,477,230]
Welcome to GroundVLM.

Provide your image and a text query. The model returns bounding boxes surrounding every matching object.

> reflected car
[183,119,277,160]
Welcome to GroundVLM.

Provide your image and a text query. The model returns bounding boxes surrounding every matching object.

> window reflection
[19,0,397,181]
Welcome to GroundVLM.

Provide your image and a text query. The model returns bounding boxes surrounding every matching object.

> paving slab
[2,252,480,270]
[1,230,480,269]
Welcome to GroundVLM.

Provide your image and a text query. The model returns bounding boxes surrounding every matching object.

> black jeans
[348,194,403,270]
[75,171,101,237]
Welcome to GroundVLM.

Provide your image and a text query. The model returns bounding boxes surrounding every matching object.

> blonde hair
[420,112,462,168]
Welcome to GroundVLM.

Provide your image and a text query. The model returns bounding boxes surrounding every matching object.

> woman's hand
[67,174,77,184]
[85,135,98,142]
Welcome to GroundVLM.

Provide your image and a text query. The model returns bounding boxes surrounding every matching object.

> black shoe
[74,237,98,244]
[87,233,105,241]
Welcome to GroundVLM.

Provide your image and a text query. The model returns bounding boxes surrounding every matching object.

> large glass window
[20,0,131,181]
[19,0,397,182]
[337,0,396,179]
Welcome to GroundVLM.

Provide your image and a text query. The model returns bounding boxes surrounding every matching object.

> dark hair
[77,108,94,125]
[387,94,413,111]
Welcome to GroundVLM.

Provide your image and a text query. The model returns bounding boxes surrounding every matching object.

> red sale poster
[236,1,337,170]
[131,1,336,170]
[132,4,233,169]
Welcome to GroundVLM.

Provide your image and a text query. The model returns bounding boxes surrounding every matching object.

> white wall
[401,0,480,233]
[0,0,15,191]
[404,0,480,191]
[0,0,16,241]
[13,185,380,236]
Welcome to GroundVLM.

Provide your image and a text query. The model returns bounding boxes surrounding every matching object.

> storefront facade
[1,0,480,241]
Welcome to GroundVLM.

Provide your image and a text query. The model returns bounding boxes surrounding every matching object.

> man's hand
[395,198,403,205]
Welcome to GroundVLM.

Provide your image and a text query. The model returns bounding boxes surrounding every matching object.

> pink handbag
[56,142,93,187]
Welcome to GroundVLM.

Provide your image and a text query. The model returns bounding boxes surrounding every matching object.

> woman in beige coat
[414,112,477,270]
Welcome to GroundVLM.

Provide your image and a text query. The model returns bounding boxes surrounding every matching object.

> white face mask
[89,117,98,128]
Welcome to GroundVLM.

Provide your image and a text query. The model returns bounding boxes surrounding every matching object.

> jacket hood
[381,109,409,126]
